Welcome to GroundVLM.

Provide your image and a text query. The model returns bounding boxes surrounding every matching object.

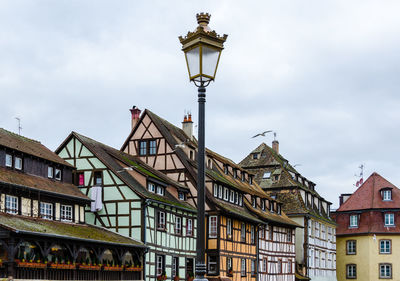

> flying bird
[251,130,272,138]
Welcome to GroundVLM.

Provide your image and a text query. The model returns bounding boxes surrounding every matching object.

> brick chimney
[130,106,141,130]
[272,140,279,154]
[182,113,193,139]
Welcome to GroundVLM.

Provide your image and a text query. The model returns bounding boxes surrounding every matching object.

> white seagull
[251,130,273,138]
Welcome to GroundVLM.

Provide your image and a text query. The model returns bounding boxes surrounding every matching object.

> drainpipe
[256,223,262,281]
[143,199,150,281]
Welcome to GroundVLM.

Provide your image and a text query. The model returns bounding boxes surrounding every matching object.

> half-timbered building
[240,142,336,281]
[121,108,299,281]
[56,132,197,281]
[0,128,146,280]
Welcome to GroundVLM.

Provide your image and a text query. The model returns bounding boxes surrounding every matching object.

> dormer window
[224,165,229,175]
[14,156,22,170]
[239,194,243,206]
[252,197,256,208]
[178,192,185,200]
[249,176,253,185]
[148,182,156,193]
[233,169,237,179]
[241,172,245,182]
[382,189,392,201]
[263,172,271,179]
[252,153,259,159]
[156,186,164,196]
[277,204,281,215]
[48,166,54,178]
[261,200,265,211]
[270,201,274,213]
[5,154,12,167]
[55,168,62,181]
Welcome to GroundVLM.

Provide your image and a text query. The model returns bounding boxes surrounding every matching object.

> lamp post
[179,13,227,281]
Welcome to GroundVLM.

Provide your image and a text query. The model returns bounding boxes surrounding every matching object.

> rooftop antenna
[273,132,277,140]
[354,164,364,187]
[15,117,22,135]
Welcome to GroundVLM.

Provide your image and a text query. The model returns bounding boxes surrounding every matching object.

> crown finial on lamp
[196,13,211,26]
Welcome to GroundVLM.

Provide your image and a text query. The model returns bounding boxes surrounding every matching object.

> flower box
[17,262,47,269]
[125,266,142,272]
[78,264,101,270]
[104,266,123,271]
[50,263,76,270]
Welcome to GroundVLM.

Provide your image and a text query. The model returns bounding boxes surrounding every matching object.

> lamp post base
[195,262,207,281]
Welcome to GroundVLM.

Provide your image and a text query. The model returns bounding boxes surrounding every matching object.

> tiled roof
[67,132,196,212]
[136,110,299,226]
[0,128,72,167]
[337,172,400,211]
[0,167,89,201]
[0,212,145,247]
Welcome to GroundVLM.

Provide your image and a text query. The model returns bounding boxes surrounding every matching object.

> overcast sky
[1,0,400,208]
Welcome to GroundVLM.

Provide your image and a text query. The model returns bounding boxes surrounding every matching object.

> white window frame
[156,255,165,276]
[380,240,391,254]
[263,172,271,179]
[218,185,223,199]
[223,187,229,201]
[239,194,243,206]
[5,154,12,167]
[213,184,218,197]
[55,168,61,180]
[227,218,232,238]
[346,264,356,279]
[262,258,267,273]
[40,202,53,220]
[229,190,235,203]
[235,192,239,205]
[156,185,164,196]
[48,166,54,178]
[172,257,179,278]
[349,215,358,228]
[385,213,394,226]
[175,216,182,235]
[157,211,166,230]
[209,216,217,238]
[346,240,356,255]
[383,190,392,201]
[5,195,18,214]
[148,182,155,193]
[187,218,193,236]
[14,156,22,170]
[60,205,73,222]
[379,263,392,279]
[241,259,246,276]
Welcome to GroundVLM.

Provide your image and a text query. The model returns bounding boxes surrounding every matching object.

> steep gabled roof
[60,132,195,212]
[0,128,73,167]
[337,172,400,212]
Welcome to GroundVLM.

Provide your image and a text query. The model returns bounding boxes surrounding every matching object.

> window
[346,240,356,255]
[187,218,193,236]
[241,223,246,242]
[5,195,18,214]
[218,185,223,199]
[252,196,256,208]
[235,192,238,205]
[277,260,282,274]
[190,150,194,160]
[249,176,253,185]
[270,201,274,213]
[224,165,228,175]
[261,200,265,210]
[5,154,12,167]
[61,205,73,221]
[288,260,292,274]
[380,240,391,254]
[251,260,256,276]
[172,257,179,278]
[380,263,392,279]
[156,255,165,276]
[274,174,279,181]
[250,225,255,244]
[233,169,237,179]
[223,187,229,201]
[277,204,281,214]
[349,215,358,228]
[262,259,267,273]
[241,173,245,182]
[208,255,218,275]
[260,226,265,239]
[14,156,22,170]
[148,182,155,193]
[229,190,235,203]
[252,153,258,159]
[40,202,53,220]
[209,216,217,238]
[156,185,164,196]
[315,222,320,238]
[227,218,232,238]
[269,226,273,241]
[287,229,292,242]
[94,171,102,185]
[241,259,246,276]
[213,184,218,197]
[48,167,54,178]
[383,190,392,201]
[263,172,271,179]
[227,257,233,276]
[55,168,61,180]
[149,140,157,155]
[239,194,243,206]
[385,213,394,226]
[157,211,166,230]
[175,216,182,235]
[139,141,147,156]
[178,192,185,200]
[78,172,85,186]
[346,264,356,279]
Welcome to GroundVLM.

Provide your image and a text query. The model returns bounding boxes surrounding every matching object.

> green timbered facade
[56,132,197,281]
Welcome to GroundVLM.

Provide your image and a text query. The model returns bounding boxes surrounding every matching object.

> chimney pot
[130,106,141,130]
[182,113,193,139]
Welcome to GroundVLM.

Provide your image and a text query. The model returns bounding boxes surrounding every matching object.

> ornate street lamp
[179,13,227,281]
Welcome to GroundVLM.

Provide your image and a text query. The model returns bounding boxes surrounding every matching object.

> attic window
[252,197,256,208]
[382,189,392,201]
[263,172,271,179]
[233,169,237,179]
[156,186,165,196]
[190,150,194,160]
[252,153,259,159]
[178,192,185,200]
[273,174,279,181]
[224,165,229,175]
[261,200,265,211]
[241,172,245,182]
